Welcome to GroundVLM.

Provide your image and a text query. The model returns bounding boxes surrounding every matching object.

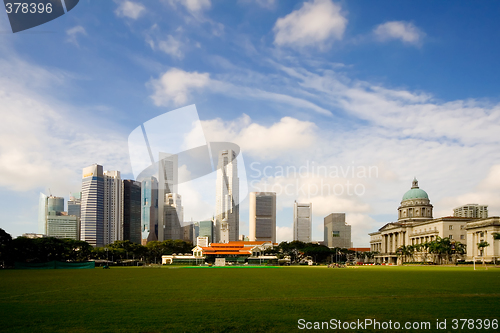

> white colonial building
[465,217,500,261]
[369,179,498,264]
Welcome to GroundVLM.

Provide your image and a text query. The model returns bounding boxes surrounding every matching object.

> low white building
[465,217,500,261]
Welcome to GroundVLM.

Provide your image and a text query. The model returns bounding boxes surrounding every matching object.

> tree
[0,228,12,267]
[397,245,414,264]
[477,241,490,257]
[302,244,331,263]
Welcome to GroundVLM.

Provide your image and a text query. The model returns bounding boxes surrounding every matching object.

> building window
[449,235,453,240]
[460,225,464,230]
[449,225,453,230]
[460,235,465,240]
[480,232,484,237]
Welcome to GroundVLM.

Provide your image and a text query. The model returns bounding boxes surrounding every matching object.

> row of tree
[396,234,500,264]
[263,241,378,264]
[0,228,193,266]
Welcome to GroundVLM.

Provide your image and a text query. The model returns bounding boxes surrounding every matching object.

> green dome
[402,178,429,201]
[402,188,428,201]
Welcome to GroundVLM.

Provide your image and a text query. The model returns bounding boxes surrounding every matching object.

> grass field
[0,266,499,332]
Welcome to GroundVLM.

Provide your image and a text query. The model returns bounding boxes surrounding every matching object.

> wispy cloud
[66,26,86,46]
[373,21,425,46]
[168,0,211,14]
[273,0,347,49]
[115,0,146,20]
[0,57,130,194]
[146,26,185,59]
[147,67,332,115]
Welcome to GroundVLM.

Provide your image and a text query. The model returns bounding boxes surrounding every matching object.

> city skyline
[33,161,495,249]
[2,1,500,247]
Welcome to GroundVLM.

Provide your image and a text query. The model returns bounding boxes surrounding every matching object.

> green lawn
[0,266,499,332]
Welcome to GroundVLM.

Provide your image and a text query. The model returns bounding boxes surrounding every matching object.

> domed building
[369,179,479,265]
[397,178,433,222]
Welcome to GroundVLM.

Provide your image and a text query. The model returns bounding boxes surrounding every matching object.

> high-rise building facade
[47,196,64,214]
[249,192,276,243]
[324,213,351,248]
[68,192,82,218]
[141,176,158,245]
[81,164,104,247]
[163,193,183,240]
[123,180,142,244]
[215,150,239,243]
[158,153,179,241]
[293,201,312,243]
[46,214,79,240]
[182,222,195,243]
[38,194,67,235]
[103,170,123,245]
[38,193,48,234]
[453,204,488,219]
[198,220,214,244]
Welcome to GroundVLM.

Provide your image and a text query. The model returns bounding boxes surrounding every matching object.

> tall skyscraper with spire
[158,153,182,241]
[215,149,239,243]
[141,176,158,245]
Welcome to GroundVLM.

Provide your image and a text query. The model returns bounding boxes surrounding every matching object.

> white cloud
[273,0,347,49]
[373,21,425,45]
[115,1,146,20]
[0,58,130,194]
[145,25,185,58]
[167,0,211,14]
[158,35,183,58]
[276,226,293,243]
[149,68,211,106]
[436,165,500,218]
[66,26,86,46]
[148,67,332,115]
[196,114,318,159]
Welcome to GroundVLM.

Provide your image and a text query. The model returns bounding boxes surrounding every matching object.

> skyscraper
[46,214,79,240]
[158,153,179,241]
[68,192,82,218]
[103,170,123,245]
[215,149,239,243]
[324,213,351,248]
[141,176,158,245]
[249,192,276,243]
[38,193,48,234]
[47,196,64,214]
[198,220,214,244]
[453,204,488,218]
[163,193,183,240]
[123,180,142,244]
[293,201,312,243]
[38,194,65,235]
[81,164,104,247]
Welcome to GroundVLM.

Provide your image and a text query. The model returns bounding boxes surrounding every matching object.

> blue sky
[1,0,500,246]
